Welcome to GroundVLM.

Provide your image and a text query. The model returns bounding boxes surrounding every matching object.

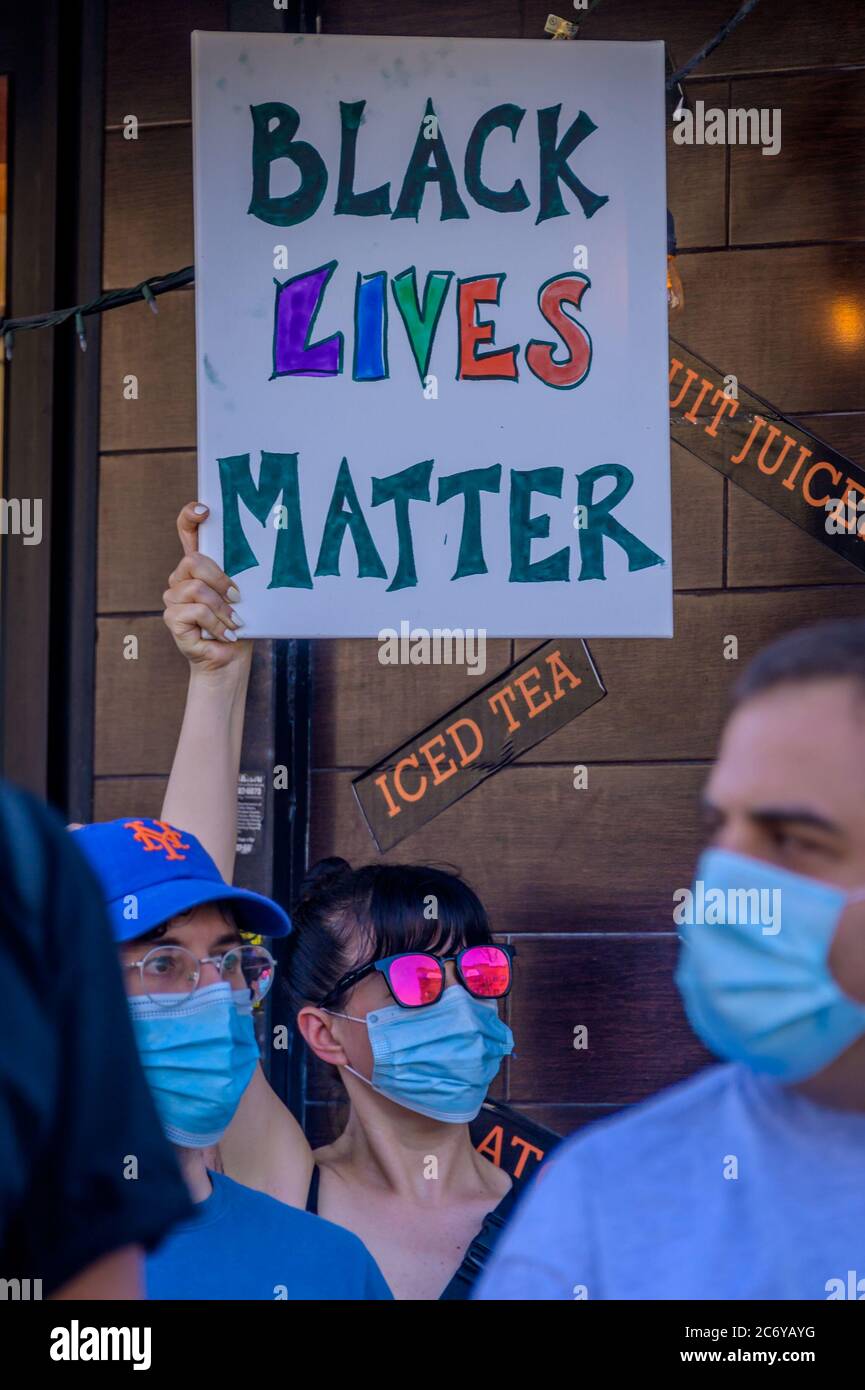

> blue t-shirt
[476,1064,865,1301]
[146,1172,392,1300]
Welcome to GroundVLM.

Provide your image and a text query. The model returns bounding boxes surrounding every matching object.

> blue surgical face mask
[327,984,515,1123]
[128,981,259,1147]
[675,847,865,1083]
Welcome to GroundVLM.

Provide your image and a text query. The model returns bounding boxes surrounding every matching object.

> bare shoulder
[472,1143,514,1201]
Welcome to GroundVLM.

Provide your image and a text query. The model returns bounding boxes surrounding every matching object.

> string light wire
[0,3,763,352]
[667,0,763,88]
[1,265,193,360]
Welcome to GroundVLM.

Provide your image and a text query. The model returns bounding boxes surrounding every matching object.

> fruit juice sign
[192,32,672,636]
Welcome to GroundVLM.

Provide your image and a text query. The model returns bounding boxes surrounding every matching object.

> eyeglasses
[124,943,276,1007]
[318,944,515,1009]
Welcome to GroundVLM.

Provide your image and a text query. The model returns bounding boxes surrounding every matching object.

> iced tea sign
[192,32,671,636]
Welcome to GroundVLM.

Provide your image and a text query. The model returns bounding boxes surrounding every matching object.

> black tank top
[304,1162,519,1300]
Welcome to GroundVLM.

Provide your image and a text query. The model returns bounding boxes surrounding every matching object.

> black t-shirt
[0,784,193,1294]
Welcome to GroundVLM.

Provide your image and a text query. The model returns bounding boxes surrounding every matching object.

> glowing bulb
[829,297,865,351]
[667,255,684,314]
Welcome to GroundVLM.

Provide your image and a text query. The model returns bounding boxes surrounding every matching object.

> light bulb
[667,255,684,314]
[829,296,865,350]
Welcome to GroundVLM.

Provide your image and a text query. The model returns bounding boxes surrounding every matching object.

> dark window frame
[0,0,104,817]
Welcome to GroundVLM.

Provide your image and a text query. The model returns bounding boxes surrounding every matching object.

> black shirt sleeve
[0,785,193,1294]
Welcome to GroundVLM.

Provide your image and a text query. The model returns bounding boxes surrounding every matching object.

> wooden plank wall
[97,0,865,1142]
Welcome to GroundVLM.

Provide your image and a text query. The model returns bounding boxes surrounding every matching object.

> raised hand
[163,503,252,673]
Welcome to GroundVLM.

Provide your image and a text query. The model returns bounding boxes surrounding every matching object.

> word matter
[219,451,664,591]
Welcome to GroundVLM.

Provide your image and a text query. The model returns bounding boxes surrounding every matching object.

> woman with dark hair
[159,503,518,1299]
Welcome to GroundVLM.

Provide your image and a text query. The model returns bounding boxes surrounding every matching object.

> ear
[297,1005,352,1068]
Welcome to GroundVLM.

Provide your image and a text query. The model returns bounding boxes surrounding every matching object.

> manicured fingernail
[227,585,241,602]
[223,629,238,642]
[230,611,245,628]
[193,504,208,516]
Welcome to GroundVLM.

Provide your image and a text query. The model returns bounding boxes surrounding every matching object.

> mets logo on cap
[124,818,191,862]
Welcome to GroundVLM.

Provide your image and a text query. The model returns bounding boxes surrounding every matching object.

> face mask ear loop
[341,1062,376,1091]
[320,1008,371,1080]
[321,1015,377,1095]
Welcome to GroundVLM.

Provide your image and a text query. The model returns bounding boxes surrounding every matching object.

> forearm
[161,651,252,881]
[218,1063,314,1208]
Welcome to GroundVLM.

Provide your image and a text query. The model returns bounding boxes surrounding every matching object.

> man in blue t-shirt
[478,618,865,1301]
[76,818,392,1300]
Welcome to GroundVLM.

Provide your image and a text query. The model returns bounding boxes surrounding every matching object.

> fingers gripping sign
[163,503,253,672]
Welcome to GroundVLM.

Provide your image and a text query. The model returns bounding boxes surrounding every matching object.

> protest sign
[192,32,671,636]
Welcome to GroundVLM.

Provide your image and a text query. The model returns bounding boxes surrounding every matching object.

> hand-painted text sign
[669,338,865,573]
[192,33,672,636]
[353,639,605,850]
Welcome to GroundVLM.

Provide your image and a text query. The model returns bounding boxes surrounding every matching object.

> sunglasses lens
[460,945,511,998]
[389,954,443,1007]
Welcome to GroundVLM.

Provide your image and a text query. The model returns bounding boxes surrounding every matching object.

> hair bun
[296,856,351,908]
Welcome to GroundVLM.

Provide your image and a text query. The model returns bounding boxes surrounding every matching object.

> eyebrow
[700,795,842,837]
[138,927,244,949]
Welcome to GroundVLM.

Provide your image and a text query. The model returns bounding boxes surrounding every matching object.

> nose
[198,960,223,988]
[711,817,758,859]
[444,960,459,988]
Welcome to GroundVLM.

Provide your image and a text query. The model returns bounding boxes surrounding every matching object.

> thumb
[177,501,209,557]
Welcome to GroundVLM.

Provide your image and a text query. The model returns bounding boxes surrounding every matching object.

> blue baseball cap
[74,817,292,944]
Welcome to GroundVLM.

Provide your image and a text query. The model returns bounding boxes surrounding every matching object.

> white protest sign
[192,32,671,637]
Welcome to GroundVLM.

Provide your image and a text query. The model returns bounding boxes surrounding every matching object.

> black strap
[306,1160,516,1298]
[438,1185,520,1301]
[440,1100,563,1299]
[305,1096,561,1298]
[305,1163,321,1215]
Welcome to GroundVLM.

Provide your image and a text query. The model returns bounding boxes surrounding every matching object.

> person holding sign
[478,618,865,1301]
[160,503,522,1300]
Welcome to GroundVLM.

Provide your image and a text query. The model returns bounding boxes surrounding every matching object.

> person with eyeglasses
[73,817,392,1301]
[155,501,526,1300]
